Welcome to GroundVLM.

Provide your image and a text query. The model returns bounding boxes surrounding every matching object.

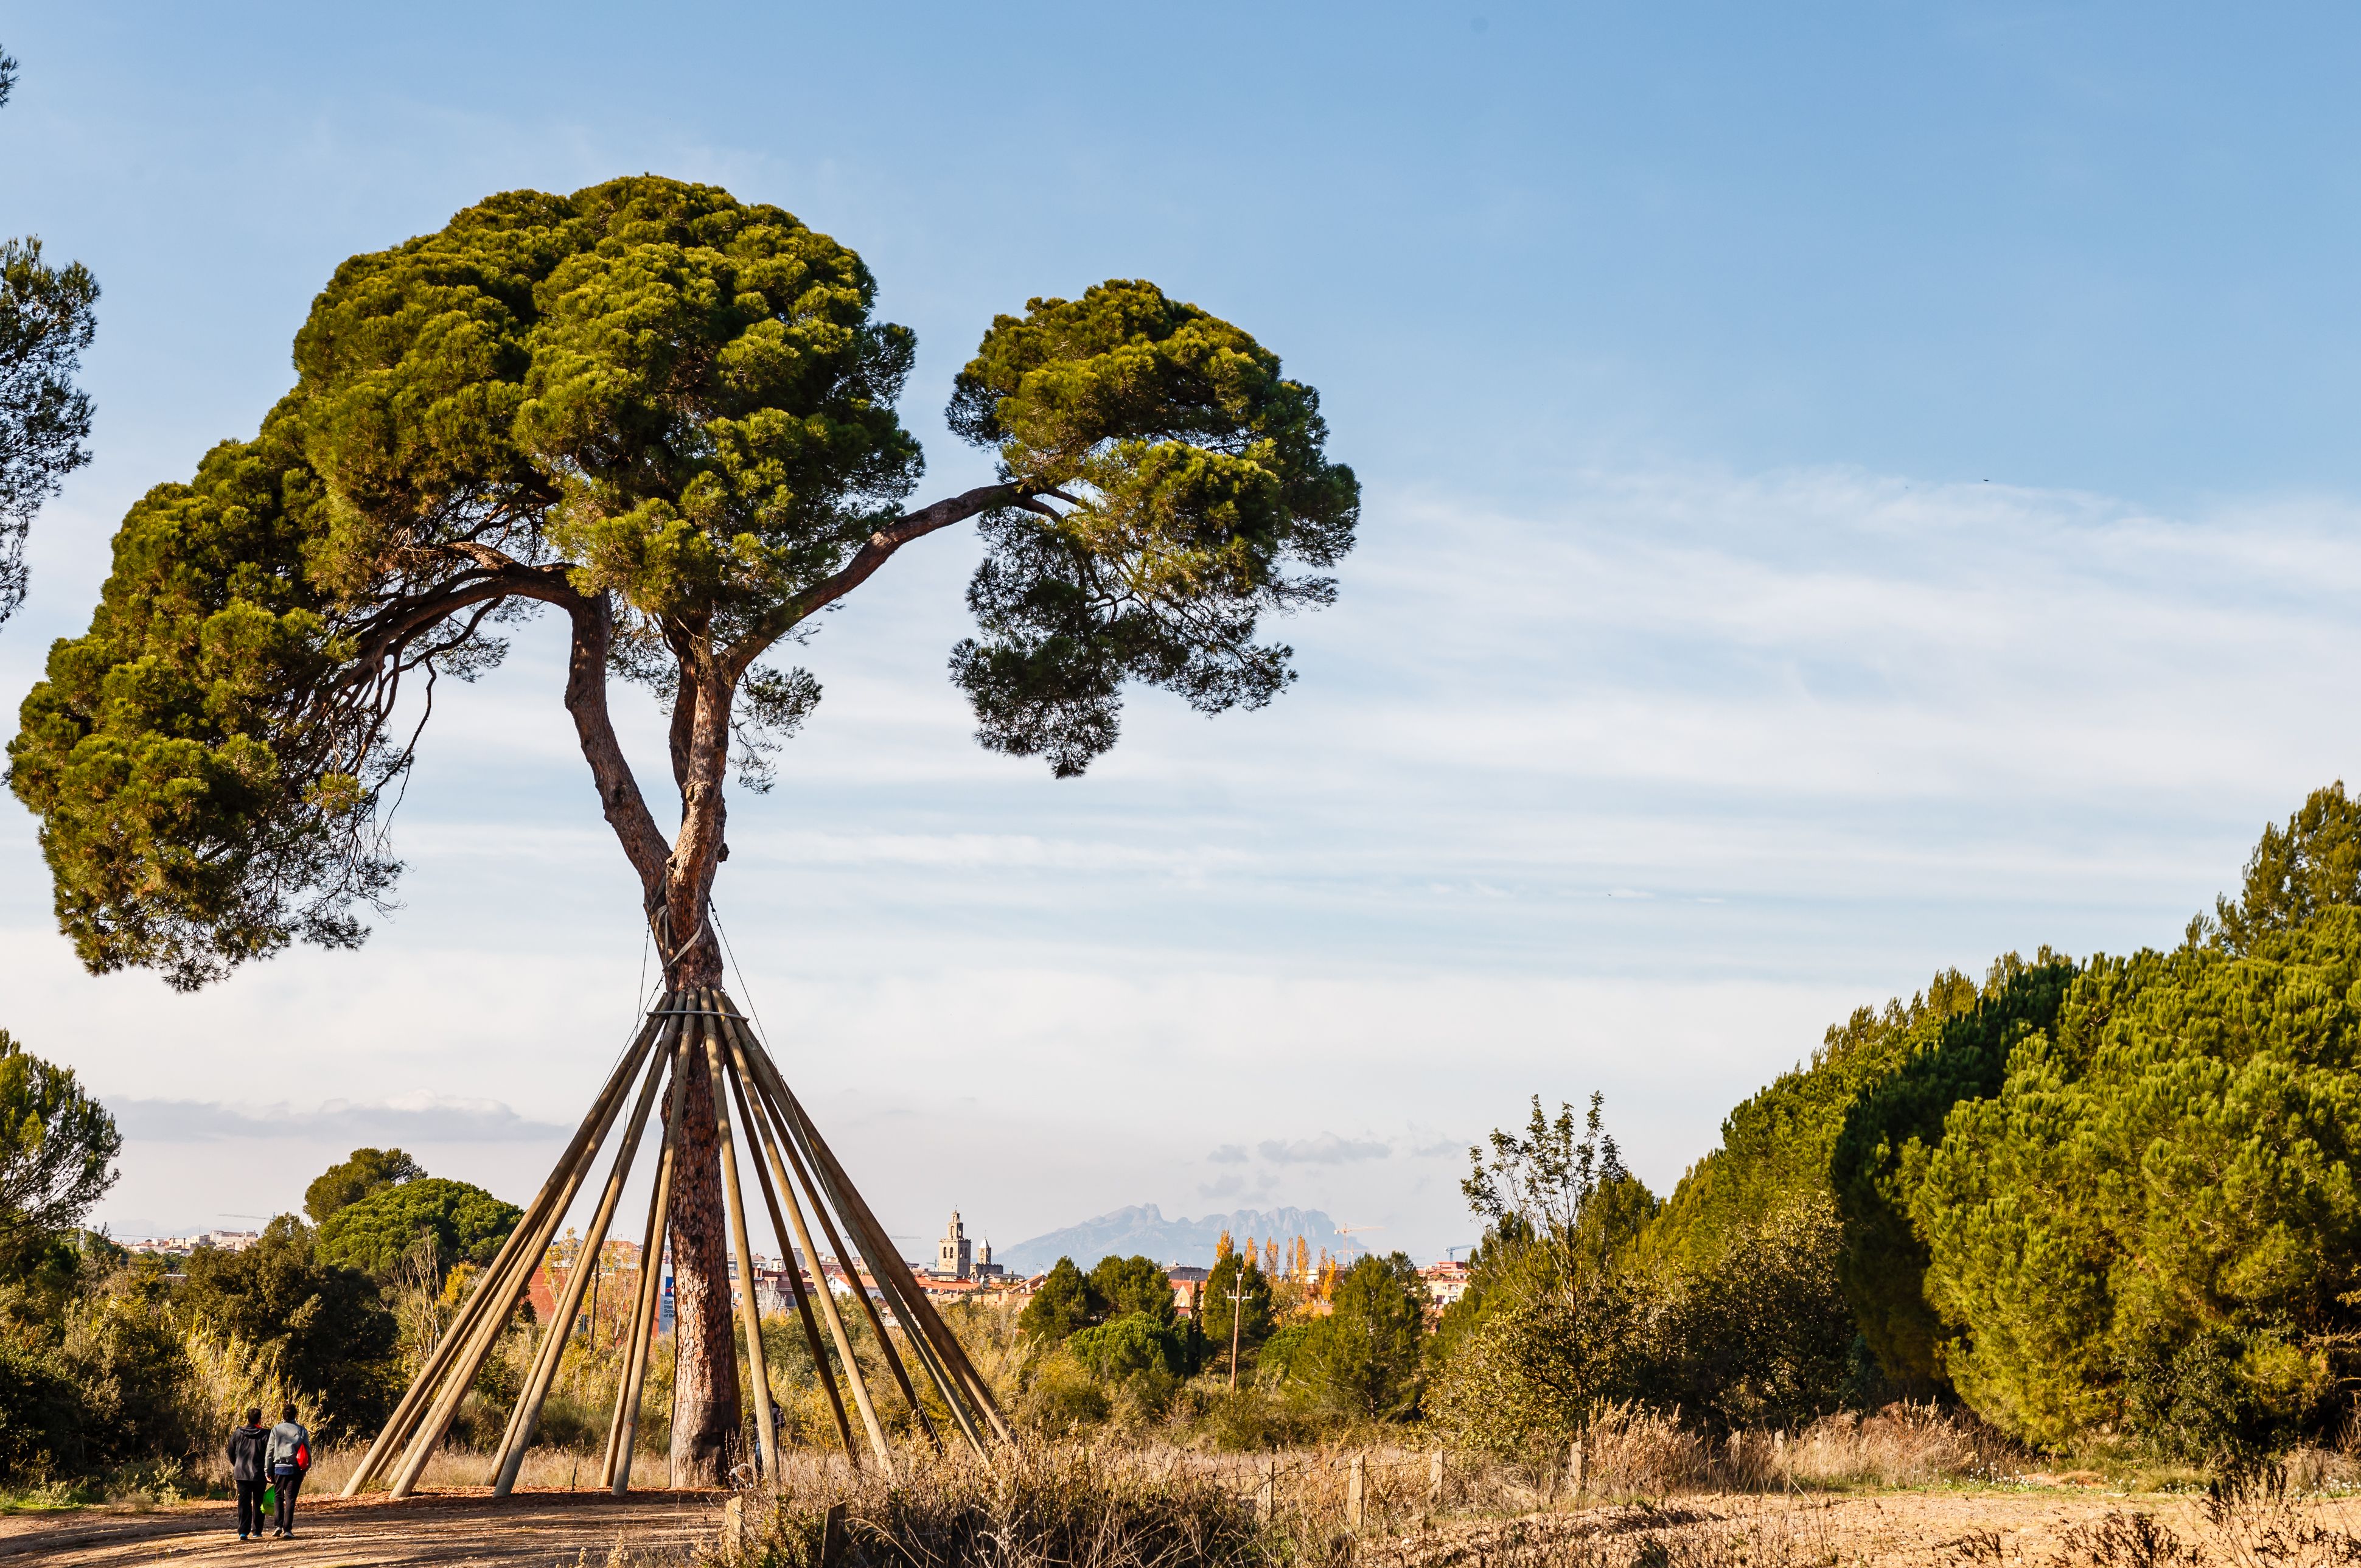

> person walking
[225,1407,270,1540]
[263,1402,312,1539]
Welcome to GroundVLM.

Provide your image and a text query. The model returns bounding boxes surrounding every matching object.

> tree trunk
[665,947,739,1487]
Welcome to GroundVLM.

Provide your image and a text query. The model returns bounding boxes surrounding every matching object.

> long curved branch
[560,588,671,894]
[337,552,672,897]
[720,483,1027,683]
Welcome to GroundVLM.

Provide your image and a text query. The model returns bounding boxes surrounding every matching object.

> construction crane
[1334,1223,1383,1254]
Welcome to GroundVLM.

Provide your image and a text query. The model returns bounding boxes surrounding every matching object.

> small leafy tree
[1017,1256,1106,1346]
[1463,1091,1653,1281]
[1291,1252,1428,1419]
[0,46,100,627]
[1087,1254,1175,1325]
[313,1176,520,1280]
[303,1145,423,1224]
[7,175,1356,1481]
[0,1028,120,1255]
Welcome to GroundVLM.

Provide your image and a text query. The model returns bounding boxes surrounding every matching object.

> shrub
[1430,1199,1854,1452]
[0,1336,81,1477]
[1065,1311,1188,1383]
[1017,1347,1110,1434]
[1254,1323,1312,1389]
[180,1218,399,1435]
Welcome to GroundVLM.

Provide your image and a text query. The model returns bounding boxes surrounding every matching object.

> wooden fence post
[1571,1438,1586,1501]
[1257,1458,1276,1524]
[1428,1448,1445,1511]
[821,1501,848,1568]
[722,1494,746,1552]
[1347,1451,1365,1530]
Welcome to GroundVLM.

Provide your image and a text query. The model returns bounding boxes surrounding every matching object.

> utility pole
[1227,1269,1247,1392]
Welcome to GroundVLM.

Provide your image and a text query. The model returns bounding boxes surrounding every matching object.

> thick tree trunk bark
[665,946,739,1487]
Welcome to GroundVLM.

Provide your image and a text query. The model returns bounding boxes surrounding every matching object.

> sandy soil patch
[0,1487,722,1566]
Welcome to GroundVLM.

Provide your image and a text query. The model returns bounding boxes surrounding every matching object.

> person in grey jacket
[225,1407,270,1539]
[263,1403,312,1538]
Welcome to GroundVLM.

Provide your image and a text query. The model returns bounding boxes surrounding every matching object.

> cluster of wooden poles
[339,988,1010,1500]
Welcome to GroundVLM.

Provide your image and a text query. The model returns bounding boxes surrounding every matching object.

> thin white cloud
[1255,1134,1393,1166]
[15,459,2361,1260]
[113,1093,566,1145]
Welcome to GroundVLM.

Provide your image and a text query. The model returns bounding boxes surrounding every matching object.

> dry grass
[1569,1401,2026,1495]
[311,1440,632,1496]
[707,1441,1264,1568]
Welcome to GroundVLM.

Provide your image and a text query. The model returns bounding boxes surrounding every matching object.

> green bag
[262,1482,277,1513]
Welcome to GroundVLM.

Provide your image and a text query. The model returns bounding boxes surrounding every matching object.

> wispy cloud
[20,461,2361,1259]
[113,1093,566,1145]
[1255,1134,1392,1165]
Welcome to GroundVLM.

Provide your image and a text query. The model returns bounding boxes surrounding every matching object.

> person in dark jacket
[225,1407,270,1539]
[263,1402,312,1538]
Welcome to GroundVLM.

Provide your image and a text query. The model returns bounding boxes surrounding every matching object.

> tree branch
[562,590,671,894]
[720,483,1025,683]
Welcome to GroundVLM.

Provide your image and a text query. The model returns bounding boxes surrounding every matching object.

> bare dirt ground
[1371,1489,2361,1567]
[0,1487,724,1566]
[8,1485,2356,1567]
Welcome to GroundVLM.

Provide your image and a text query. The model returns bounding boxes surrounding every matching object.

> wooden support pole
[707,1019,890,1474]
[1429,1449,1445,1511]
[791,1094,1008,1443]
[388,1016,659,1502]
[607,1011,696,1496]
[736,1029,1006,1438]
[699,999,778,1481]
[755,1056,1011,1443]
[599,1100,675,1492]
[726,1058,857,1457]
[768,1089,996,1451]
[343,1009,663,1497]
[851,1256,963,1457]
[740,1081,894,1469]
[1347,1451,1366,1530]
[719,1016,949,1455]
[490,1024,674,1496]
[758,1073,974,1459]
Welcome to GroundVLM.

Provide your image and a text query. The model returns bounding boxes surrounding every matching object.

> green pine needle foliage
[9,179,1356,989]
[313,1175,520,1280]
[1913,906,2361,1457]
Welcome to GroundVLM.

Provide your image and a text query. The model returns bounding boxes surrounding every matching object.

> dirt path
[0,1488,725,1566]
[1372,1489,2361,1567]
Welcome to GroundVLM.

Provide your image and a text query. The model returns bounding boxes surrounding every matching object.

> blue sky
[3,4,2357,1259]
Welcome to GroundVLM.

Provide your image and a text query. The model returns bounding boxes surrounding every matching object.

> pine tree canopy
[6,176,1358,989]
[0,45,101,627]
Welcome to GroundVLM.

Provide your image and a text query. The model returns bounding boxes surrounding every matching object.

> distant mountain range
[996,1204,1364,1275]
